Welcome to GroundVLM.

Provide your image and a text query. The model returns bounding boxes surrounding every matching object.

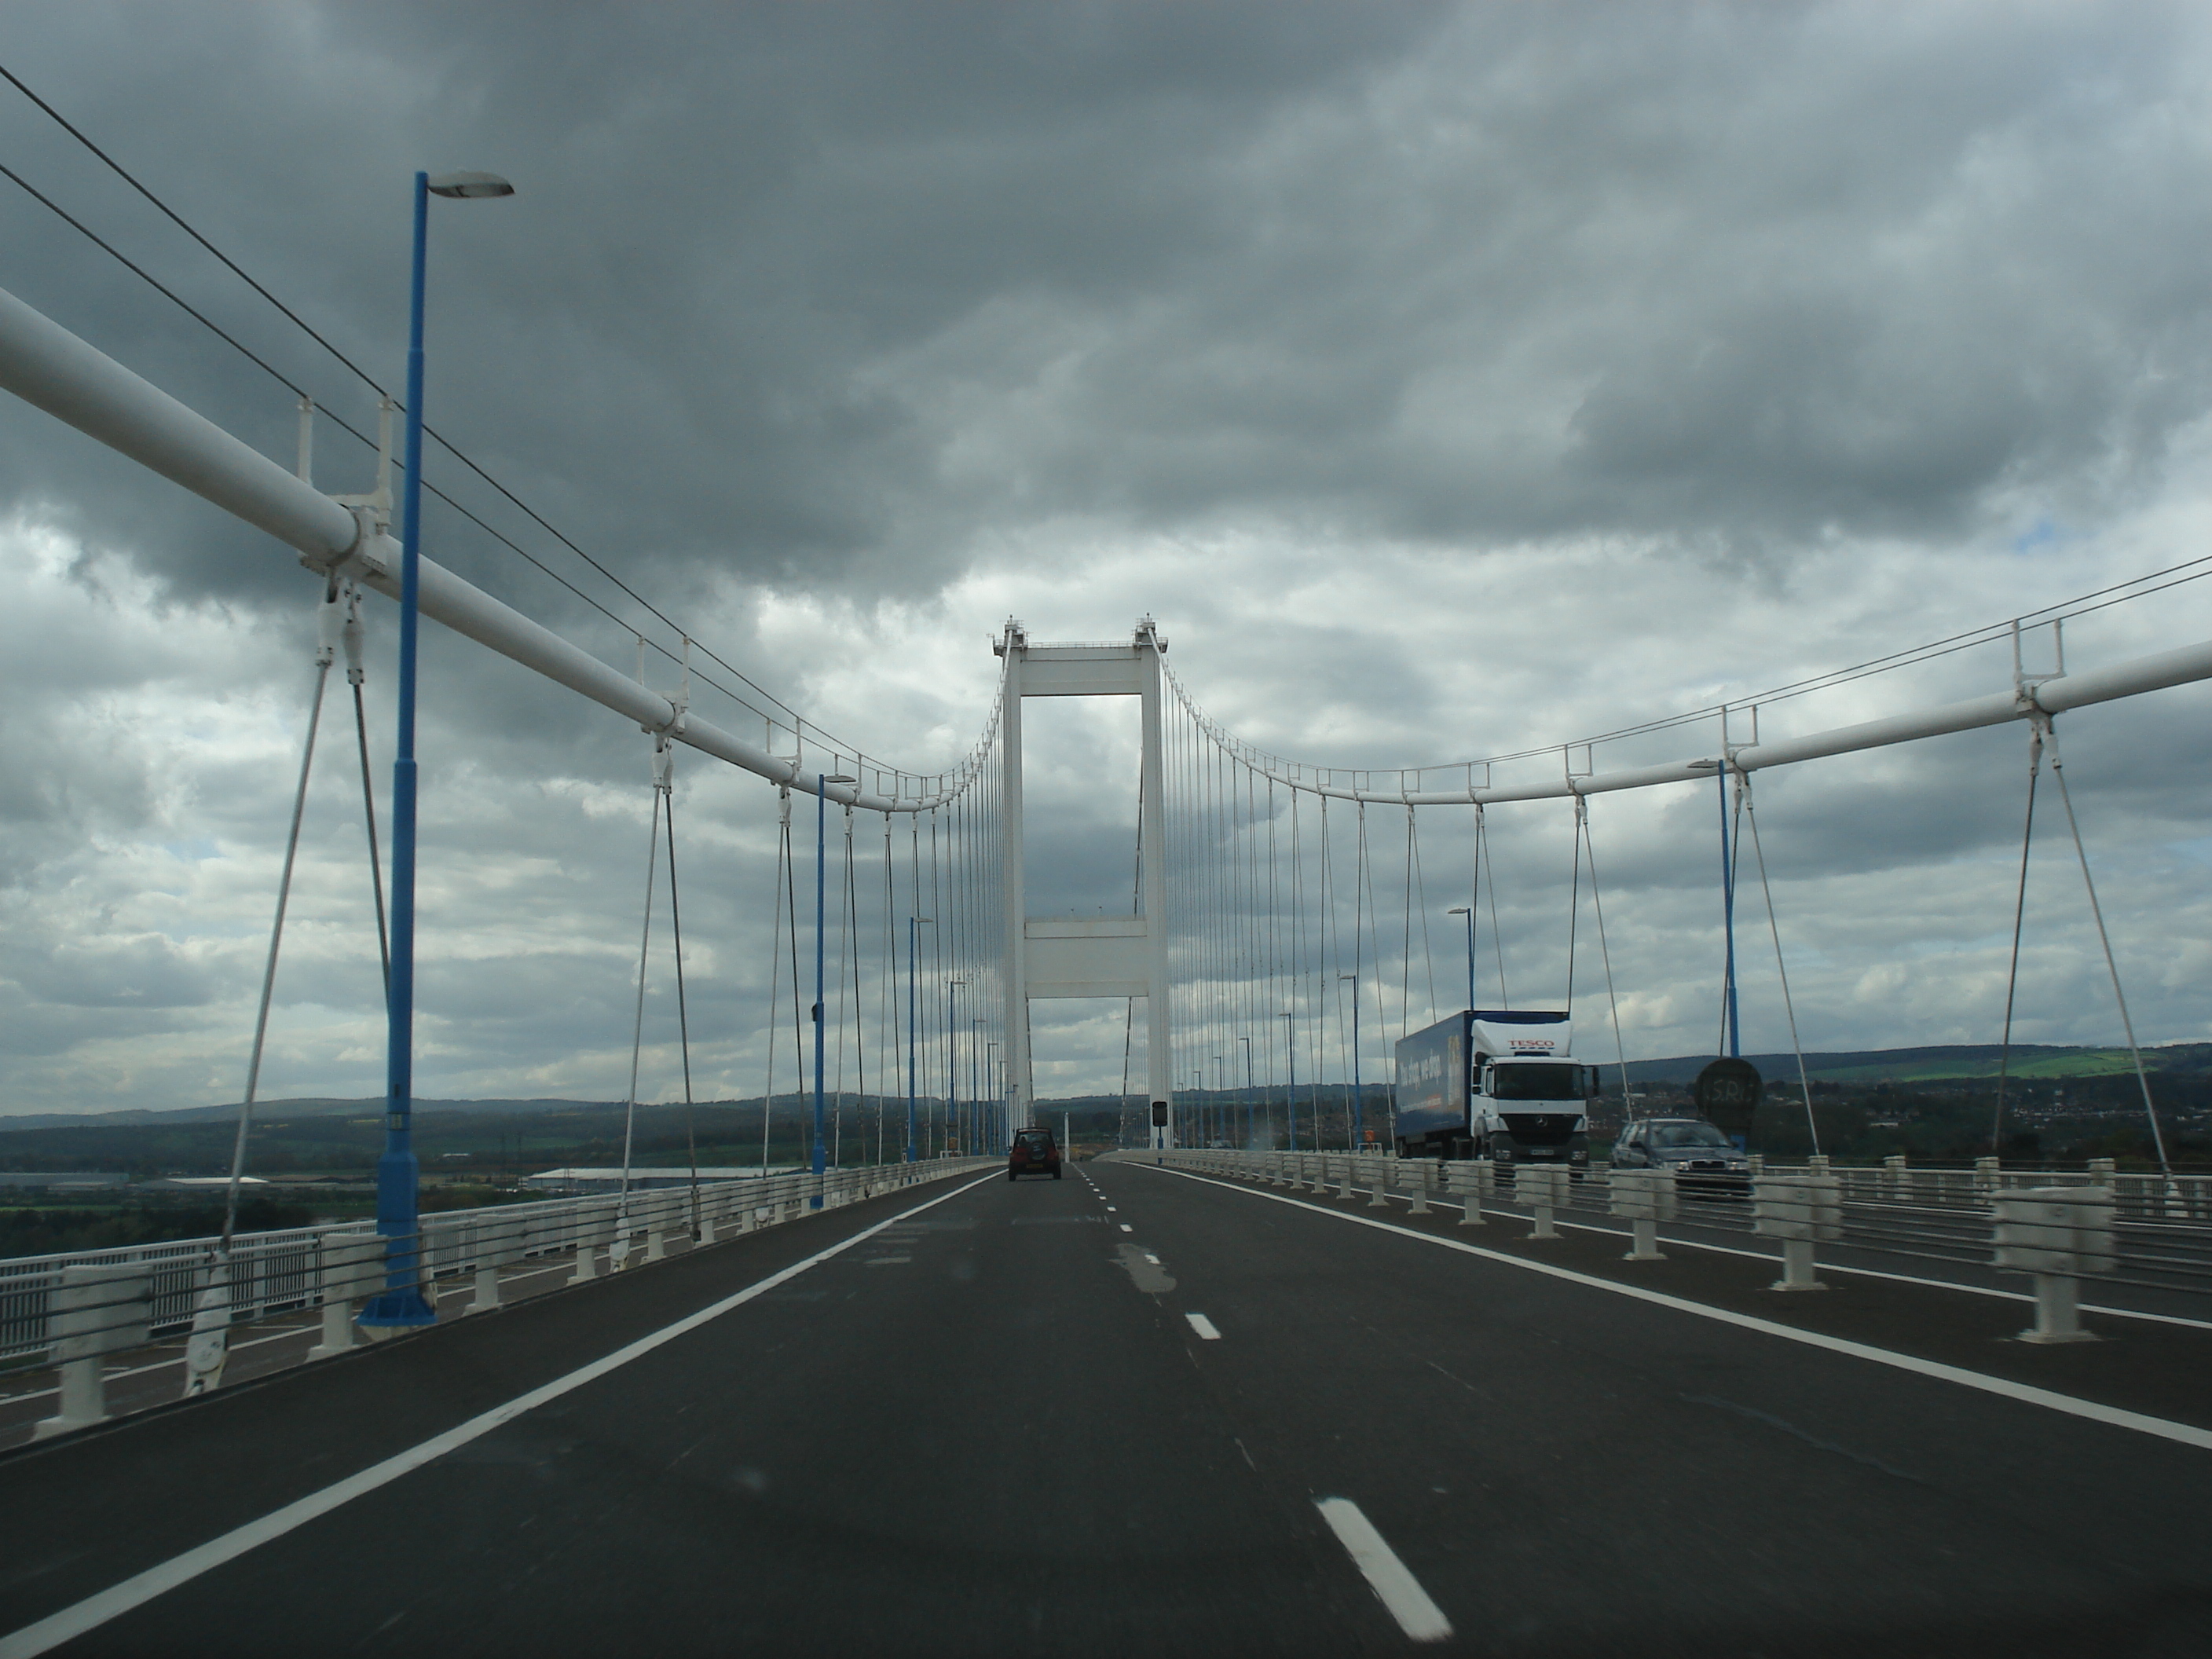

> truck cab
[1473,1051,1592,1169]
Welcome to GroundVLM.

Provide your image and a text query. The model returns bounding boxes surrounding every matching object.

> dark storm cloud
[3,0,2209,628]
[5,2,2212,1111]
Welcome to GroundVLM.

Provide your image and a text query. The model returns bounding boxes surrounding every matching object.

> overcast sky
[5,1,2212,1118]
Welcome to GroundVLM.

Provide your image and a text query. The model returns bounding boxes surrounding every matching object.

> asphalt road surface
[1,1157,2207,1658]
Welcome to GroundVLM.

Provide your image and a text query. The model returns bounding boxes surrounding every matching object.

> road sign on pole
[1694,1057,1763,1141]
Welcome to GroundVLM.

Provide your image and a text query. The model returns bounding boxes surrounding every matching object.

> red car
[1009,1127,1063,1180]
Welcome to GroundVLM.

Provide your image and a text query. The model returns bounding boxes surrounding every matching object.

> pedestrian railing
[2,1155,993,1439]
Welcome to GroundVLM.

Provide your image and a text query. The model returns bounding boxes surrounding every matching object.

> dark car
[1009,1128,1062,1181]
[1610,1117,1751,1192]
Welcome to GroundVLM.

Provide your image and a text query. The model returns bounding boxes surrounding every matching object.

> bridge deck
[1,1160,2207,1656]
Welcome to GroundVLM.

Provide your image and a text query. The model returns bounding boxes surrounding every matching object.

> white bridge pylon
[995,619,1174,1148]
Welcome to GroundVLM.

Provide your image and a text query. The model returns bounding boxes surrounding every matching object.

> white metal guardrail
[1150,1149,2212,1340]
[0,1157,991,1438]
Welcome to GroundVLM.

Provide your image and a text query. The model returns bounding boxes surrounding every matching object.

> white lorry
[1392,1009,1594,1168]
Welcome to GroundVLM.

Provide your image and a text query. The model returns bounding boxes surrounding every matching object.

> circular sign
[1693,1057,1763,1137]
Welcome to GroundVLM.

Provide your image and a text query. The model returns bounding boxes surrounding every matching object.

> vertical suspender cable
[339,585,390,997]
[618,785,661,1201]
[2044,719,2174,1178]
[1577,799,1635,1120]
[661,764,701,1233]
[219,590,338,1255]
[196,589,338,1399]
[1739,772,1819,1155]
[1566,790,1584,1016]
[784,792,807,1167]
[1410,805,1438,1029]
[1480,803,1509,1009]
[1990,723,2043,1157]
[1716,763,1740,1059]
[761,786,789,1174]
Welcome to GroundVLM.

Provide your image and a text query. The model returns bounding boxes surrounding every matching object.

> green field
[1807,1049,2148,1082]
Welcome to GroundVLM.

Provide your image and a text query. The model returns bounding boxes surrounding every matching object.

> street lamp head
[1339,972,1357,981]
[1448,906,1470,916]
[427,171,515,199]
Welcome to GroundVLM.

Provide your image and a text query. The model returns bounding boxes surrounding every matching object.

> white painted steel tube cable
[0,283,976,815]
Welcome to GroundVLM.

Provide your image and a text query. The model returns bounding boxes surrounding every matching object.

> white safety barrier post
[1994,1186,2116,1342]
[1446,1159,1491,1226]
[1515,1166,1571,1240]
[467,1217,522,1314]
[1610,1169,1679,1261]
[1974,1155,2001,1199]
[1753,1174,1842,1290]
[1407,1161,1432,1216]
[1368,1161,1391,1208]
[309,1236,385,1358]
[1881,1153,1907,1200]
[34,1263,152,1440]
[569,1200,616,1285]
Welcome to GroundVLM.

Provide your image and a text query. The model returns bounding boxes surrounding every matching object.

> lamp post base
[357,1288,437,1328]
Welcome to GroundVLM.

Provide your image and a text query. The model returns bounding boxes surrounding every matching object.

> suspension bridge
[1,222,2211,1657]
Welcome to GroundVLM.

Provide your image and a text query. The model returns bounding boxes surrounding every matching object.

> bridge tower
[997,617,1175,1148]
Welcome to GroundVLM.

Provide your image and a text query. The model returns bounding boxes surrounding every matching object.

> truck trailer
[1392,1010,1594,1167]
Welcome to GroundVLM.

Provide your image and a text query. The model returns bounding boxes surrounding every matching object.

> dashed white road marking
[1184,1313,1221,1341]
[1314,1497,1453,1643]
[1119,1223,1133,1232]
[1143,1253,1162,1265]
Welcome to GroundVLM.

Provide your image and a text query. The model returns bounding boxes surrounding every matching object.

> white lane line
[0,1170,1005,1659]
[1148,1166,2212,1453]
[1371,1192,2212,1331]
[1119,1224,1133,1232]
[1313,1498,1452,1643]
[1143,1253,1162,1265]
[1185,1313,1221,1341]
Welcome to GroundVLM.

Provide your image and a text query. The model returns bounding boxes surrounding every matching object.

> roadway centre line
[1313,1497,1452,1643]
[1142,1166,2212,1454]
[1364,1188,2212,1331]
[0,1170,1004,1659]
[1185,1313,1221,1341]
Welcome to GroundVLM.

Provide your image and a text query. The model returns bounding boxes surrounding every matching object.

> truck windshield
[1489,1063,1584,1101]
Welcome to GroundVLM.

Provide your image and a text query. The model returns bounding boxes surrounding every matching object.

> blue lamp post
[1280,1009,1296,1151]
[811,774,855,1207]
[361,167,512,1329]
[906,916,931,1162]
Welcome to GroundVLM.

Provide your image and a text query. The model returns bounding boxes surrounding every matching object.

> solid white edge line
[1364,1189,2212,1331]
[1146,1166,2212,1454]
[1185,1313,1222,1341]
[1313,1497,1453,1643]
[0,1170,1005,1659]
